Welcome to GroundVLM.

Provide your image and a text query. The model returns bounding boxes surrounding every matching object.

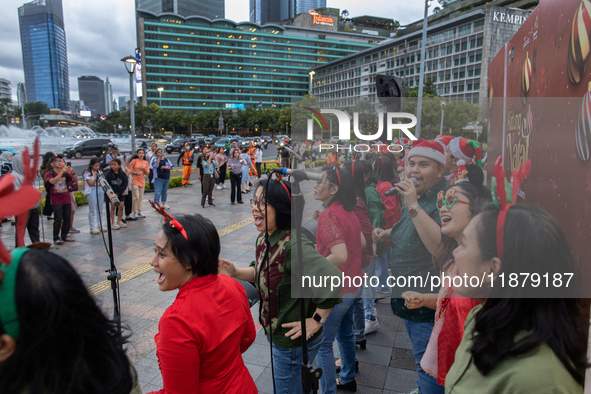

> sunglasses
[436,190,472,210]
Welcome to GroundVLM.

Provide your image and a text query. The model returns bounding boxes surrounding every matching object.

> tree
[341,9,349,19]
[0,98,14,126]
[406,77,439,97]
[24,101,50,116]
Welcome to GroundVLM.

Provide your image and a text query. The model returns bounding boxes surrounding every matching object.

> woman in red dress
[148,207,257,394]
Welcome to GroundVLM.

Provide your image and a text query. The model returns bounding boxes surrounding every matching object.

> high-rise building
[0,79,11,100]
[78,76,106,115]
[250,0,326,24]
[104,78,113,114]
[136,0,224,19]
[118,95,130,110]
[18,0,70,111]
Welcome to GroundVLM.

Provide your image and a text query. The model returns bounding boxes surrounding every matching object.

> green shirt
[390,178,447,322]
[445,305,583,394]
[365,182,386,230]
[250,228,342,349]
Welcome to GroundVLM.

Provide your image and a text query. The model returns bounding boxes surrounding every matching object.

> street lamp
[121,55,138,152]
[308,70,315,94]
[439,100,447,135]
[157,87,164,107]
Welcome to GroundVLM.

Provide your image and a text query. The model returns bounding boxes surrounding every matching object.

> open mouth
[441,215,452,226]
[154,270,165,284]
[253,215,264,227]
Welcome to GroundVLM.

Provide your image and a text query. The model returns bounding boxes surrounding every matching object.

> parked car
[165,138,198,154]
[275,134,290,144]
[208,134,216,138]
[214,138,229,148]
[239,137,256,148]
[63,138,113,159]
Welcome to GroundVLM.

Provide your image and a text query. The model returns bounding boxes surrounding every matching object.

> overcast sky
[1,0,430,104]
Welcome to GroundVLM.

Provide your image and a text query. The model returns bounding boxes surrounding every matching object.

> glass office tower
[136,0,224,19]
[18,0,70,111]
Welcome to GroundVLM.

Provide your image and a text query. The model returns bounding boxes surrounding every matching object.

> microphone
[273,167,323,182]
[97,170,121,207]
[384,178,418,197]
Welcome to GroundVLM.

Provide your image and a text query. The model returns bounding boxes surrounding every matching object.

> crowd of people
[0,134,588,394]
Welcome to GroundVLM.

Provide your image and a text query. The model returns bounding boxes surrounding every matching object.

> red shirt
[376,180,402,247]
[316,201,364,295]
[149,274,257,394]
[352,199,374,268]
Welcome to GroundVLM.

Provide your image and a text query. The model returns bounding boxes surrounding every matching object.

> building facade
[78,76,106,115]
[137,11,384,113]
[0,79,11,100]
[18,0,70,111]
[17,82,26,106]
[250,0,326,25]
[104,77,113,114]
[311,2,534,111]
[136,0,224,19]
[118,95,130,110]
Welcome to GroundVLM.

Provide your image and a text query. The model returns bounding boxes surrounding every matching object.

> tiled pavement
[1,170,417,394]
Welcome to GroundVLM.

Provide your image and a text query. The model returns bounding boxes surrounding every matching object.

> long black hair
[322,166,356,212]
[468,204,588,384]
[372,155,394,183]
[161,214,220,277]
[434,164,491,272]
[256,179,292,230]
[359,160,379,186]
[130,148,146,162]
[341,160,367,204]
[0,249,133,394]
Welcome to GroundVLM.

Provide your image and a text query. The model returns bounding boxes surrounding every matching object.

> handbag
[214,169,220,181]
[68,175,79,192]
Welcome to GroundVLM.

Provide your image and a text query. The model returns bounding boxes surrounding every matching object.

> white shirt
[254,149,263,163]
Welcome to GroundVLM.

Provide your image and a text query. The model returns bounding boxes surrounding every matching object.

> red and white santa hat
[407,140,446,166]
[434,135,454,147]
[449,137,483,167]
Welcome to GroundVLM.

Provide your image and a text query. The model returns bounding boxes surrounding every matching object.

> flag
[257,101,262,107]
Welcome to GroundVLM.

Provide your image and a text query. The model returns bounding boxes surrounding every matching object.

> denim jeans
[154,178,169,203]
[86,187,105,229]
[404,320,445,394]
[268,332,324,394]
[363,256,378,320]
[317,290,360,394]
[352,297,365,342]
[375,247,392,291]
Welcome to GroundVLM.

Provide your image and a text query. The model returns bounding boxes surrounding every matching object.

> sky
[1,0,431,104]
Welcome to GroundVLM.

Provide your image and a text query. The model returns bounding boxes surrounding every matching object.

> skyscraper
[104,78,113,114]
[0,79,11,100]
[78,76,105,115]
[18,0,70,111]
[249,0,325,24]
[118,96,129,110]
[136,0,224,19]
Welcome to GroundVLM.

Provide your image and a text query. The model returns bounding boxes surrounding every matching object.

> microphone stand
[103,198,122,334]
[291,174,322,394]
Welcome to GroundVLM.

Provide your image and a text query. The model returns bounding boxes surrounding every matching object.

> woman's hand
[218,258,236,277]
[312,209,321,220]
[281,318,322,340]
[372,228,389,243]
[401,291,425,310]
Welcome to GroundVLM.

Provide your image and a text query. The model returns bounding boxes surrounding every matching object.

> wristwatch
[312,312,327,324]
[408,206,422,218]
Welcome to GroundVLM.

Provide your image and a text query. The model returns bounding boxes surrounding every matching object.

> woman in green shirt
[219,178,342,394]
[446,202,587,393]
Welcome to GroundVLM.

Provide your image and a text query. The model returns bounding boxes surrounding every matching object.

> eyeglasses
[436,190,472,210]
[250,199,267,210]
[315,180,335,188]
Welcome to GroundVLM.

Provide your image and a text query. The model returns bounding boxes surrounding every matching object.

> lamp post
[308,70,315,95]
[415,0,431,138]
[121,55,138,151]
[157,87,164,107]
[439,100,447,135]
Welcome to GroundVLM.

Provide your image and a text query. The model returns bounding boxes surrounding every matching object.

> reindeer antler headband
[149,200,189,240]
[0,138,42,340]
[491,156,531,258]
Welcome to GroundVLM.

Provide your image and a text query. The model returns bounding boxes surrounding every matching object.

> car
[63,138,113,159]
[239,137,256,148]
[214,138,229,148]
[165,138,198,154]
[262,136,273,143]
[191,134,205,139]
[275,134,290,144]
[208,134,216,139]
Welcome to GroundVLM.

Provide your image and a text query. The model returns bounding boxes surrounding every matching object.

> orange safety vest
[182,150,193,166]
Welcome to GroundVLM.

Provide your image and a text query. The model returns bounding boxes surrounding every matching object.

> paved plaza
[0,170,417,394]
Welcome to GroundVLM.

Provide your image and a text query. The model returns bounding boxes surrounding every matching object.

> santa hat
[407,140,446,166]
[434,135,454,147]
[449,137,483,168]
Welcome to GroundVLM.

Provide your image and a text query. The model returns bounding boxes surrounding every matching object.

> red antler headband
[149,200,189,240]
[332,166,341,187]
[277,179,291,202]
[491,156,531,258]
[351,161,355,177]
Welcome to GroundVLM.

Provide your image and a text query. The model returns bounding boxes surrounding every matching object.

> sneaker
[101,226,108,232]
[377,287,392,296]
[408,389,420,394]
[163,204,171,209]
[130,212,138,220]
[117,221,127,228]
[90,227,100,234]
[365,318,379,335]
[137,212,146,218]
[112,223,120,230]
[69,228,81,233]
[121,219,127,224]
[222,184,227,189]
[216,185,222,190]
